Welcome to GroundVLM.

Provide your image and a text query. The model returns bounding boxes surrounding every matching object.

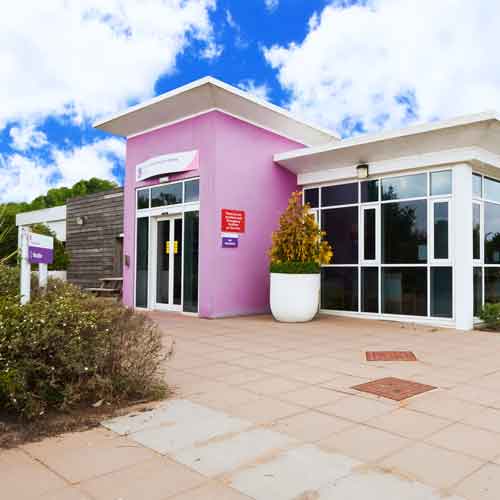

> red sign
[221,209,245,233]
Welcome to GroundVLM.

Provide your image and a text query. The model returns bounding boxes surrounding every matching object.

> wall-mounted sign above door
[221,209,245,233]
[136,150,198,182]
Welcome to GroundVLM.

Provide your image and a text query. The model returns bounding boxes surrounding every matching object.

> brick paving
[4,313,500,499]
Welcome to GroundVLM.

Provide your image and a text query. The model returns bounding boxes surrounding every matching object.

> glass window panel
[151,182,183,207]
[321,267,358,311]
[321,207,358,264]
[304,188,319,208]
[184,179,199,203]
[433,202,449,260]
[473,204,481,260]
[474,267,483,316]
[473,174,482,198]
[381,173,427,200]
[485,267,500,304]
[484,177,500,203]
[431,267,453,318]
[382,267,427,316]
[361,267,379,313]
[363,208,376,260]
[183,211,199,313]
[431,171,452,196]
[135,217,149,308]
[156,220,170,304]
[485,202,500,264]
[173,219,183,305]
[361,180,379,202]
[382,200,427,264]
[321,183,358,206]
[137,189,149,209]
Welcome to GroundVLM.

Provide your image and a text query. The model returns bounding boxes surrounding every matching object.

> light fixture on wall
[75,215,87,225]
[356,163,369,179]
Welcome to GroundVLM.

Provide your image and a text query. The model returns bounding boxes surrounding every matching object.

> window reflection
[382,201,427,263]
[485,202,500,264]
[321,267,358,311]
[430,171,452,196]
[382,174,427,200]
[151,183,183,207]
[322,207,358,264]
[322,183,358,206]
[382,268,427,316]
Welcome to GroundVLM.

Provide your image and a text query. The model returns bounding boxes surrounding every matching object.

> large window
[136,178,199,210]
[308,170,453,320]
[473,174,500,316]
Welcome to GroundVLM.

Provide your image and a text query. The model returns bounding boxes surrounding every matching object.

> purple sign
[222,236,238,248]
[28,246,54,264]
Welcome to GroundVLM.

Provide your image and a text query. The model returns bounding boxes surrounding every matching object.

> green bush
[478,303,500,330]
[0,266,167,419]
[270,261,320,274]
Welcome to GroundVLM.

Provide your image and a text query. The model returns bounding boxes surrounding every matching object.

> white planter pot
[270,273,320,323]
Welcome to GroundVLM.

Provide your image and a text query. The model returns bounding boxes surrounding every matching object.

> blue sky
[1,0,499,202]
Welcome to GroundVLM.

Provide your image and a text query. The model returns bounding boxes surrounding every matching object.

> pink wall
[123,110,300,317]
[201,112,299,317]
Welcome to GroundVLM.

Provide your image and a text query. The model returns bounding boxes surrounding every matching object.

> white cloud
[264,0,279,12]
[9,123,48,151]
[0,0,218,130]
[238,79,271,101]
[264,0,500,136]
[0,139,125,203]
[225,9,248,49]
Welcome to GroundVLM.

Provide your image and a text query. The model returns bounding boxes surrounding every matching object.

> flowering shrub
[0,265,166,419]
[269,191,333,273]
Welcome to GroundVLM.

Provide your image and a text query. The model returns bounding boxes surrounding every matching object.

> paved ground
[5,314,500,499]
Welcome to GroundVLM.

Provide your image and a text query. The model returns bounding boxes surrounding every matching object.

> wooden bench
[85,277,123,297]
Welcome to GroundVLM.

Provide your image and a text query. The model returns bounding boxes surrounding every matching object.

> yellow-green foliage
[269,191,333,269]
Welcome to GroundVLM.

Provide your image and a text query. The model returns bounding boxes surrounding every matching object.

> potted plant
[269,191,333,322]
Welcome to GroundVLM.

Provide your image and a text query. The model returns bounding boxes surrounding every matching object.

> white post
[20,228,31,305]
[453,164,474,331]
[39,263,48,292]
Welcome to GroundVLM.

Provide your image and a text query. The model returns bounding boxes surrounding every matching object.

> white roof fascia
[15,205,67,227]
[94,76,338,146]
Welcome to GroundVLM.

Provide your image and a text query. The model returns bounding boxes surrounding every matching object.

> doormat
[352,377,436,401]
[366,351,417,362]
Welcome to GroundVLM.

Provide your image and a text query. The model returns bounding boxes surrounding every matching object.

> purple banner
[28,246,54,264]
[222,236,238,248]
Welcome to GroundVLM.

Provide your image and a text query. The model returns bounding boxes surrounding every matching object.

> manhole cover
[366,351,417,362]
[352,377,436,401]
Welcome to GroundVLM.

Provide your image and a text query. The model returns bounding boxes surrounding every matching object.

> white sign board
[136,150,198,182]
[28,232,54,250]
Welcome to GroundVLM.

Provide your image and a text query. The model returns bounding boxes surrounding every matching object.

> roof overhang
[94,76,338,147]
[274,112,500,184]
[15,205,67,227]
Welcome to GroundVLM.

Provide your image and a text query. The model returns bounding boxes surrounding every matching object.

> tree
[0,178,119,263]
[269,191,333,273]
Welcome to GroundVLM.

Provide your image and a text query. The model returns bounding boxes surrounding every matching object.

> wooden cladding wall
[66,188,124,289]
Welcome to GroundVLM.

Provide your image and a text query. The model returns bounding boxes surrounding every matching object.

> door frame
[151,214,183,312]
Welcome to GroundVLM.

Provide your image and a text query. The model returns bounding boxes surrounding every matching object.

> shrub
[269,191,333,273]
[0,267,167,419]
[269,261,320,274]
[478,303,500,330]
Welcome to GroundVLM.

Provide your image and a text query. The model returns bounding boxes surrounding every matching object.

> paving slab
[228,444,360,500]
[174,427,296,476]
[318,467,465,500]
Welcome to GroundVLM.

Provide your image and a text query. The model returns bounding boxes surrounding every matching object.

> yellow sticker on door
[173,241,179,254]
[165,241,170,254]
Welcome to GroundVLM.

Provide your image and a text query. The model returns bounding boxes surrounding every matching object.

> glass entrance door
[155,216,182,310]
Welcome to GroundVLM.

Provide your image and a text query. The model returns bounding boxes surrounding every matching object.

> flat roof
[16,205,67,227]
[274,111,500,174]
[94,76,338,146]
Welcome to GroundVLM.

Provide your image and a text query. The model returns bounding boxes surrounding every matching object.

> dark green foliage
[270,261,320,274]
[478,303,500,330]
[0,265,166,419]
[0,178,118,263]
